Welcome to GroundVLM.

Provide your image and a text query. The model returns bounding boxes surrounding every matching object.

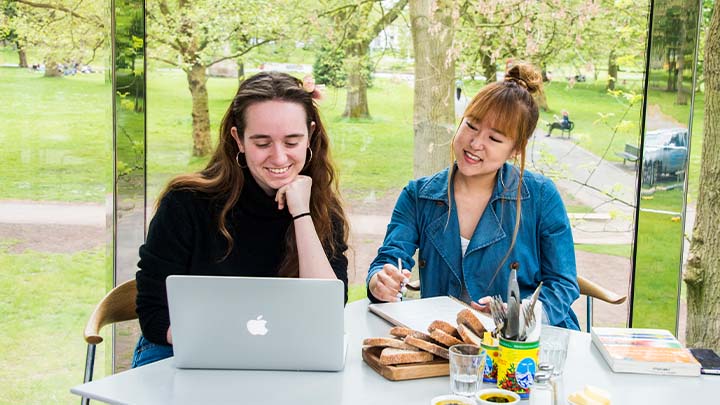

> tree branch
[15,0,104,28]
[368,0,408,41]
[207,38,274,67]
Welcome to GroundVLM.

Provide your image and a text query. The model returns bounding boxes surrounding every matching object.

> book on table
[590,327,701,376]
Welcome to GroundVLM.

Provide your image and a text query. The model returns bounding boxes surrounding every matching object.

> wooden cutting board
[362,346,449,381]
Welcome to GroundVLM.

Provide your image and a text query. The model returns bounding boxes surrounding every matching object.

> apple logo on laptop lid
[246,315,269,336]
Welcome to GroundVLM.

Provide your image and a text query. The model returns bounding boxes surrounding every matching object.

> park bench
[615,143,640,165]
[547,120,575,138]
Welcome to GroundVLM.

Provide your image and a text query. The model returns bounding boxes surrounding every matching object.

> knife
[505,266,521,340]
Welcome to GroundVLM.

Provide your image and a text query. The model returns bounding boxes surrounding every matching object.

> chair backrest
[84,279,138,345]
[577,275,626,304]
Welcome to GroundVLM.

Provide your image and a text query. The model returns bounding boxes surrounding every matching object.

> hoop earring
[236,152,248,169]
[499,167,507,190]
[306,147,313,163]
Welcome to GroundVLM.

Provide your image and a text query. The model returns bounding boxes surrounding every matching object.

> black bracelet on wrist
[292,212,311,221]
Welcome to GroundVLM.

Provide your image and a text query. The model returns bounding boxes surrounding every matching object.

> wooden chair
[577,274,626,331]
[81,279,138,405]
[405,275,626,331]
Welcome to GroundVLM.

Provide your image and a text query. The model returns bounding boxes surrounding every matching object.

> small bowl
[429,394,474,405]
[475,388,520,404]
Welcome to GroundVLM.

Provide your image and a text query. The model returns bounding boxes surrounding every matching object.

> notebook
[368,295,495,333]
[166,275,347,371]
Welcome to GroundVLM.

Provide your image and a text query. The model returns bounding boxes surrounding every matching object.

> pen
[397,258,409,300]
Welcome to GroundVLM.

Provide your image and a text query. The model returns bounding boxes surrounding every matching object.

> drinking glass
[449,344,486,397]
[539,325,569,376]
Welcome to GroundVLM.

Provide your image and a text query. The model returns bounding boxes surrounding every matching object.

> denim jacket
[367,163,580,330]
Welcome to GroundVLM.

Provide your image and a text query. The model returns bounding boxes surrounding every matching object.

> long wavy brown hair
[157,71,348,278]
[449,62,543,284]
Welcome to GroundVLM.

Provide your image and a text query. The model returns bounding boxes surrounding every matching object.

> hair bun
[504,62,542,95]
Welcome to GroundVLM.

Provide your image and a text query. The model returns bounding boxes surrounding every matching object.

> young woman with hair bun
[367,62,580,330]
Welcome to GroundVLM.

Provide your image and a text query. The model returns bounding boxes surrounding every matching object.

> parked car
[642,128,688,187]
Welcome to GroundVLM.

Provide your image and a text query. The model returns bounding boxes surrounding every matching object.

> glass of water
[539,325,569,376]
[449,344,486,397]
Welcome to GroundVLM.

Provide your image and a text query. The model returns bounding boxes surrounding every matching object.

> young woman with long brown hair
[133,71,349,367]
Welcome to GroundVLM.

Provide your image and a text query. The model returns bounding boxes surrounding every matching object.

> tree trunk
[44,57,62,77]
[685,4,720,352]
[481,52,496,84]
[410,0,456,178]
[536,88,549,112]
[607,49,618,90]
[343,43,370,118]
[17,43,28,68]
[186,64,212,157]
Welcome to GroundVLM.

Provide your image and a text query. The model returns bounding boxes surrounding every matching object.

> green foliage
[348,283,368,303]
[313,44,347,88]
[312,43,374,89]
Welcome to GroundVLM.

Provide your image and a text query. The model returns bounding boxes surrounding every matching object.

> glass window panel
[0,0,111,401]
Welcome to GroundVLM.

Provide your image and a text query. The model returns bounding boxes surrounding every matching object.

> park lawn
[0,67,111,202]
[0,245,107,404]
[539,80,643,162]
[633,208,685,332]
[575,243,632,258]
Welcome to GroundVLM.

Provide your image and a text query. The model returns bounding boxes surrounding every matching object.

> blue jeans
[131,335,174,368]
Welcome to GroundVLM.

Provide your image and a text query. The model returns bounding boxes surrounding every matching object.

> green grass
[348,283,368,303]
[632,208,684,332]
[575,244,632,258]
[0,67,111,202]
[0,245,107,404]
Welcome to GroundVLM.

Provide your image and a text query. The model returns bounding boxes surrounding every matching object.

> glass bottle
[529,371,555,405]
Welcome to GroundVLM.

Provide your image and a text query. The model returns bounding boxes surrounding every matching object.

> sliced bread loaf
[378,347,434,365]
[363,337,419,351]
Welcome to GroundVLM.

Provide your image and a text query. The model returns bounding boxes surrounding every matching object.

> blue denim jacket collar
[417,163,531,204]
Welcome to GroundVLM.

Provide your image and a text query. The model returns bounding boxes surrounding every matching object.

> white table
[72,300,717,404]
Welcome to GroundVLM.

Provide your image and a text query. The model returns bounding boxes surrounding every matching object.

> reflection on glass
[112,0,146,373]
[633,0,702,333]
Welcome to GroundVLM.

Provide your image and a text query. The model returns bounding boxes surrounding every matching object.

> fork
[489,295,506,337]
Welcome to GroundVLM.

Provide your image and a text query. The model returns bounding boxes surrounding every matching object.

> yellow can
[496,337,539,399]
[481,333,499,383]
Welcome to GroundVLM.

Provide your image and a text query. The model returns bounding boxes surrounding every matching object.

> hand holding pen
[368,258,412,302]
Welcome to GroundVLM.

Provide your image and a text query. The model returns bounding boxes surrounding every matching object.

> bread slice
[378,347,434,365]
[457,309,486,336]
[404,336,450,359]
[428,320,459,337]
[389,326,434,342]
[363,337,419,351]
[430,329,464,347]
[457,323,483,346]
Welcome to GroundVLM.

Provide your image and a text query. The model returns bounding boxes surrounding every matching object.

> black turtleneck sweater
[135,173,349,345]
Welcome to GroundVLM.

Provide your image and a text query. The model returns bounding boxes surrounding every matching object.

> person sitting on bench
[547,110,571,137]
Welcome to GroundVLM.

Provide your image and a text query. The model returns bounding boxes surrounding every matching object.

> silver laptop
[166,275,347,371]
